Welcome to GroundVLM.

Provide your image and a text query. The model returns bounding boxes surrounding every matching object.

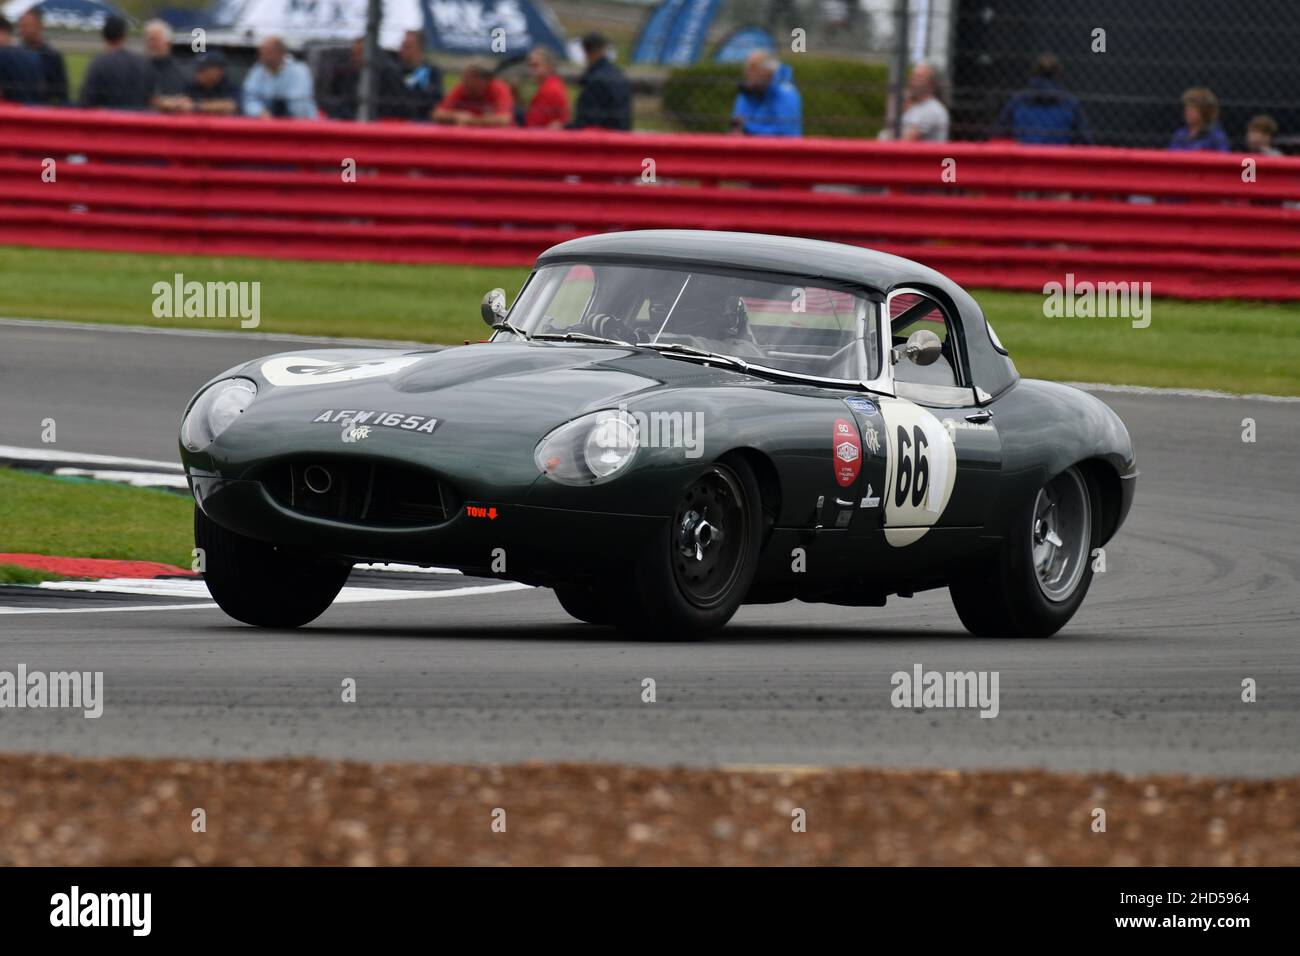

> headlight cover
[535,409,640,485]
[181,378,257,452]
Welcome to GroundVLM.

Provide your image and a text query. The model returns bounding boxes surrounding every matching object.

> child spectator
[1169,88,1229,151]
[1245,115,1282,155]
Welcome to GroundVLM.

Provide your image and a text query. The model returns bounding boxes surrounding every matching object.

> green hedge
[661,58,888,138]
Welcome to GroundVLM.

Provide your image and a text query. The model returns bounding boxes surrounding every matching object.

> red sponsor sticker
[833,417,862,487]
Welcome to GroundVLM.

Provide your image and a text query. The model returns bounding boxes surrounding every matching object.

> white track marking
[1067,382,1300,403]
[0,581,531,614]
[0,444,181,472]
[354,563,464,575]
[0,316,433,350]
[54,467,189,489]
[0,603,220,615]
[32,578,530,602]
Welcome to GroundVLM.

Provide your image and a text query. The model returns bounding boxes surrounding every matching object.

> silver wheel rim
[1031,468,1091,603]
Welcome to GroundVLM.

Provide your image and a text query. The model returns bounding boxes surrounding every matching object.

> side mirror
[892,328,943,366]
[480,288,508,327]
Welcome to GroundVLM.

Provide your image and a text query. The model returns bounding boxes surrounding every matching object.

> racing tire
[616,458,764,639]
[553,585,618,626]
[195,506,351,628]
[949,465,1100,639]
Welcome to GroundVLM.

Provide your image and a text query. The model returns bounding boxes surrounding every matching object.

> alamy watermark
[151,273,260,328]
[891,663,999,718]
[604,404,704,459]
[0,665,103,718]
[1042,273,1151,329]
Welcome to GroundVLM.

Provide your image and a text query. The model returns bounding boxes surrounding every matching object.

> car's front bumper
[190,471,665,584]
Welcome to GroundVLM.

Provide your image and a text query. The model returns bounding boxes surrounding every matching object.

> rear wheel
[615,459,763,639]
[195,506,351,627]
[950,465,1098,638]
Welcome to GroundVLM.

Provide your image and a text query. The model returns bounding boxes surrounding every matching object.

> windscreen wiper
[490,321,531,340]
[531,331,632,346]
[642,342,750,371]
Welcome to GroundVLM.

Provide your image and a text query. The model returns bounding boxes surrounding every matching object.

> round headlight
[181,378,257,452]
[536,409,639,485]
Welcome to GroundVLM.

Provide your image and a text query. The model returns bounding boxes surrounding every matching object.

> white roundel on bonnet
[260,355,423,387]
[879,398,957,547]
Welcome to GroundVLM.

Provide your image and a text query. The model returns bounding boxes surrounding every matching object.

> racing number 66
[894,424,930,509]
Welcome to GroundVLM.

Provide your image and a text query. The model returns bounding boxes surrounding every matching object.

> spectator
[17,9,66,105]
[184,50,238,115]
[523,46,568,128]
[730,50,801,137]
[571,32,630,130]
[1169,88,1229,151]
[78,16,155,110]
[0,15,45,103]
[434,61,513,126]
[1245,114,1282,156]
[320,37,406,120]
[242,36,316,118]
[397,29,441,120]
[880,63,948,142]
[144,19,187,111]
[992,53,1091,145]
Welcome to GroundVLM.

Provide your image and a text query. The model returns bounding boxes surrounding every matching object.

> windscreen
[509,262,881,382]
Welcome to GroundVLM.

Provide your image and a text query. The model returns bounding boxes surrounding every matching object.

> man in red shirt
[523,47,569,129]
[433,61,512,126]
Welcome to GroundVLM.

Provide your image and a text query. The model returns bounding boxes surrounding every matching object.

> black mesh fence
[2,0,1297,152]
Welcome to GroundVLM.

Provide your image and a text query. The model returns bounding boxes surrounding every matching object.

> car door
[878,288,1003,547]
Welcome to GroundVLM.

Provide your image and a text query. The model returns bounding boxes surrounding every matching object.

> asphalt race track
[2,319,1298,775]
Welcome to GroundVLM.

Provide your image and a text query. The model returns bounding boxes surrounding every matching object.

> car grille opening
[259,458,452,527]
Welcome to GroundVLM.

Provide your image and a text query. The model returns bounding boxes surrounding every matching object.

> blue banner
[424,0,566,56]
[632,0,720,67]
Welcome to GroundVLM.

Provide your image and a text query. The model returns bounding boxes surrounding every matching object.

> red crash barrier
[2,105,1299,299]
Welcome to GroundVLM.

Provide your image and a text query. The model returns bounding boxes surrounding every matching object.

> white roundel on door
[879,398,957,546]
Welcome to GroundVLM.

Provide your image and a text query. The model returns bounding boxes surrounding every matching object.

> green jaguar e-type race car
[179,230,1136,638]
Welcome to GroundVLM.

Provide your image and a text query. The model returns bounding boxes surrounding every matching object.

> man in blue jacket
[0,14,45,104]
[731,51,802,137]
[992,53,1091,145]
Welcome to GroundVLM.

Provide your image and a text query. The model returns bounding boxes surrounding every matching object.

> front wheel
[615,459,763,639]
[553,585,619,625]
[949,465,1099,638]
[195,507,351,627]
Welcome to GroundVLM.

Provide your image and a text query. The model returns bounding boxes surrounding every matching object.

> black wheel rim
[671,465,748,609]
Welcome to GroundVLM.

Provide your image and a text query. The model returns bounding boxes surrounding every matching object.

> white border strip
[0,581,530,614]
[0,315,434,350]
[1067,381,1300,404]
[0,444,181,472]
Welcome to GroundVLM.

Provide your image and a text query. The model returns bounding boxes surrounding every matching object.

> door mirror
[892,328,942,366]
[480,288,508,327]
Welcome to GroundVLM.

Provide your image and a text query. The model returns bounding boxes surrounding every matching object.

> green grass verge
[1,245,1295,395]
[0,564,71,585]
[0,245,520,343]
[0,469,193,569]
